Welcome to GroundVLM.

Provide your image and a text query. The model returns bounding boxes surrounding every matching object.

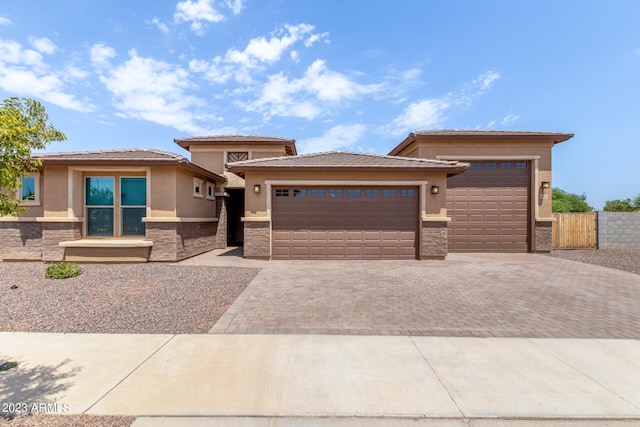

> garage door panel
[273,186,417,259]
[447,161,530,253]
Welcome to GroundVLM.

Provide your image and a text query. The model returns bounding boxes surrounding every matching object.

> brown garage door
[447,161,530,252]
[272,186,418,259]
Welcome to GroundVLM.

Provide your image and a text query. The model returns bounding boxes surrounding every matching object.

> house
[0,130,572,262]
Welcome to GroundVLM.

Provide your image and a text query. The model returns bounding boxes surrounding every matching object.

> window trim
[17,172,40,206]
[206,182,216,200]
[193,177,204,198]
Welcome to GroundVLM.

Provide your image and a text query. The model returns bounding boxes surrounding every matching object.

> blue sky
[1,0,639,209]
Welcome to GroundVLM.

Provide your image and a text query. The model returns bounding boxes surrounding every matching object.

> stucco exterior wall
[175,168,217,218]
[43,166,69,217]
[149,167,176,217]
[189,145,290,175]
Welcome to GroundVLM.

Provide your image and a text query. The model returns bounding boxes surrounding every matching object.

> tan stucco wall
[175,168,217,218]
[242,170,449,218]
[43,167,70,217]
[397,139,555,219]
[189,145,290,175]
[149,167,176,217]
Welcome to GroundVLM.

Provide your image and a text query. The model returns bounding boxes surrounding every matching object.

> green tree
[0,98,66,216]
[634,194,640,210]
[552,188,593,212]
[603,198,636,212]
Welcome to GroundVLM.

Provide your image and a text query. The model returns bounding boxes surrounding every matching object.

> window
[206,182,216,200]
[227,152,248,162]
[121,178,146,237]
[311,189,325,197]
[365,189,379,197]
[401,188,415,197]
[485,162,497,169]
[329,189,343,198]
[86,177,115,237]
[17,173,40,205]
[500,162,512,169]
[193,177,203,198]
[347,189,361,197]
[383,189,397,197]
[275,189,289,197]
[293,189,307,197]
[470,162,482,169]
[515,162,528,169]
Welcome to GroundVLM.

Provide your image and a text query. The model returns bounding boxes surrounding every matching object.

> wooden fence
[552,212,598,249]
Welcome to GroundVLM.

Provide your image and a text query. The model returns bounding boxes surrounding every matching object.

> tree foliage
[0,98,66,216]
[552,188,593,212]
[603,198,638,212]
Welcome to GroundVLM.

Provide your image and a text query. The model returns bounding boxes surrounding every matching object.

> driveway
[194,252,640,338]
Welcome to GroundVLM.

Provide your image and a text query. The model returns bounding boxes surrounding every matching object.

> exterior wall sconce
[253,184,261,194]
[541,181,551,189]
[431,185,440,195]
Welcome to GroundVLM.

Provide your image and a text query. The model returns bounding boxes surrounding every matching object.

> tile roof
[33,148,226,182]
[388,129,574,155]
[227,151,468,174]
[174,134,297,155]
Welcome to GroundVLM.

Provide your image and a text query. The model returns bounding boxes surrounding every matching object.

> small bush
[45,261,82,279]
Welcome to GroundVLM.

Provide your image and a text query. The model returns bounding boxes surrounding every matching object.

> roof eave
[227,165,465,173]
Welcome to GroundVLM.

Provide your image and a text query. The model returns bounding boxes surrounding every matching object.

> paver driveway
[194,252,640,338]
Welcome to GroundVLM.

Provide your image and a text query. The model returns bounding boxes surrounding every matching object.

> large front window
[86,177,114,237]
[85,176,147,237]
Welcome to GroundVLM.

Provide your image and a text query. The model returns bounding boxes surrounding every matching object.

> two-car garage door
[272,186,418,259]
[446,161,530,252]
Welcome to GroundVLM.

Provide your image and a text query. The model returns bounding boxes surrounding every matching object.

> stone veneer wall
[214,195,227,249]
[0,222,43,260]
[598,212,640,248]
[147,221,217,261]
[42,222,82,261]
[534,220,553,252]
[420,221,448,259]
[243,221,271,259]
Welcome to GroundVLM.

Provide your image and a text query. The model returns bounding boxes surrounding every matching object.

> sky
[1,0,639,209]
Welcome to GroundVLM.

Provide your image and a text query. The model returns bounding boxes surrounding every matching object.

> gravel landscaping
[549,248,640,275]
[0,414,133,427]
[0,262,259,334]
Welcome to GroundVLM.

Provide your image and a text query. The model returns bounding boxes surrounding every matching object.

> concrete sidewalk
[2,333,640,425]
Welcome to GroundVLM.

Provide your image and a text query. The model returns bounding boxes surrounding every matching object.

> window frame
[85,176,115,238]
[193,177,204,198]
[206,182,216,200]
[120,176,147,237]
[16,172,40,206]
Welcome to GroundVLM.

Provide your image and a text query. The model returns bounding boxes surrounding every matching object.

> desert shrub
[45,261,82,279]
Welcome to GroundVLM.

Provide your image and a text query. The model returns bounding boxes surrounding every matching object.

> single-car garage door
[272,186,418,259]
[447,161,530,252]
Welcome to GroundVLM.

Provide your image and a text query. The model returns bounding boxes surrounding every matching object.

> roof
[174,134,297,155]
[389,129,575,156]
[33,148,226,183]
[227,151,468,175]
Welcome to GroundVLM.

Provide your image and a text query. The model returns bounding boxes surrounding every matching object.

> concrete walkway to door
[181,249,640,338]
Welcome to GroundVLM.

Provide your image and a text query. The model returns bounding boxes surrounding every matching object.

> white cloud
[90,43,117,68]
[99,49,210,133]
[188,57,232,84]
[224,0,243,14]
[304,32,329,47]
[29,37,57,54]
[246,59,381,119]
[149,17,169,34]
[297,124,367,154]
[0,38,93,112]
[0,16,12,25]
[290,50,299,62]
[383,70,501,136]
[174,0,226,35]
[225,24,315,68]
[500,114,521,126]
[63,65,89,80]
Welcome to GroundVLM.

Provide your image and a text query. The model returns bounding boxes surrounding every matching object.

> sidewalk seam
[82,334,177,415]
[528,338,640,411]
[410,336,466,418]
